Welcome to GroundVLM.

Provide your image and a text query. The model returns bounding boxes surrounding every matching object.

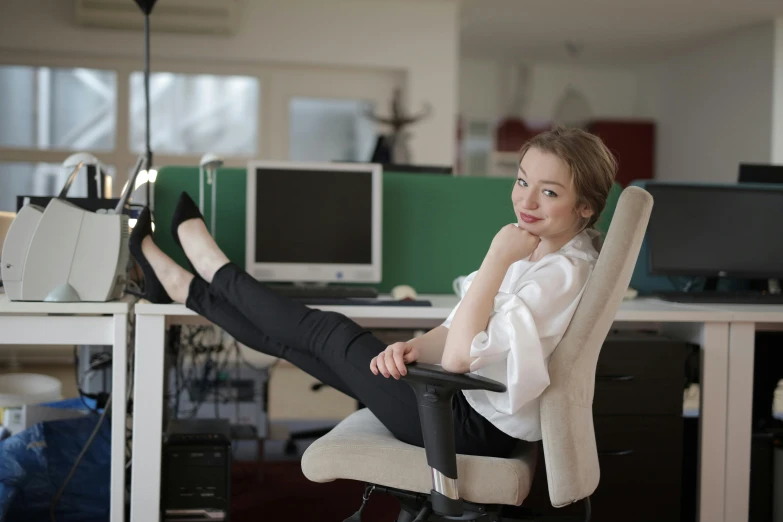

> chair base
[371,484,590,522]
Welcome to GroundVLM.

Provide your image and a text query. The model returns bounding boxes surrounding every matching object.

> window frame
[0,50,404,196]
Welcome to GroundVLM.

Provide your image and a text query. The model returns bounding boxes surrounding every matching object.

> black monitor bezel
[646,183,783,280]
[738,163,783,184]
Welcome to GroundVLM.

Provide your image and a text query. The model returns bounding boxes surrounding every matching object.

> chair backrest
[539,186,653,507]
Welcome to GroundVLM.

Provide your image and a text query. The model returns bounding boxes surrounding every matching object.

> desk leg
[725,322,755,522]
[699,322,730,522]
[663,321,729,522]
[130,315,166,522]
[111,313,128,522]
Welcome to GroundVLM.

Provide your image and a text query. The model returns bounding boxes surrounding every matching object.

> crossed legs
[136,199,518,457]
[139,213,430,447]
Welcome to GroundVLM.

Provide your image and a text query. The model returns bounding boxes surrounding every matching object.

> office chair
[300,186,653,521]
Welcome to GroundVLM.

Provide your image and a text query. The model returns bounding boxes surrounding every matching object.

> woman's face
[511,147,593,241]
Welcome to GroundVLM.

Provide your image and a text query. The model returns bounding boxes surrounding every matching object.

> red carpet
[231,461,400,521]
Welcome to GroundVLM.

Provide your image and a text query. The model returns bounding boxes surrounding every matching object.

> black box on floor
[161,419,232,522]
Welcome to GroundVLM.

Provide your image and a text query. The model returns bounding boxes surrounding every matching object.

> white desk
[130,296,734,522]
[681,303,783,522]
[0,294,131,522]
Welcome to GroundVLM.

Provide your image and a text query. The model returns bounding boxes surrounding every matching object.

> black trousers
[185,262,519,458]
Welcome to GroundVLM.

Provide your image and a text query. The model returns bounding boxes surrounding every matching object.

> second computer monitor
[245,161,382,284]
[646,183,783,279]
[738,163,783,184]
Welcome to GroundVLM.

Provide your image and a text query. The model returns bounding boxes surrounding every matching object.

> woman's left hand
[370,342,419,380]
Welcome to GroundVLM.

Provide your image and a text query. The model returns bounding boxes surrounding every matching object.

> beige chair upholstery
[301,186,653,508]
[541,186,653,507]
[302,407,537,505]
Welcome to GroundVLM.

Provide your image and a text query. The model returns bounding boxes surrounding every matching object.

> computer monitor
[245,161,382,284]
[646,183,783,279]
[337,160,453,175]
[738,163,783,184]
[382,164,453,175]
[16,196,121,214]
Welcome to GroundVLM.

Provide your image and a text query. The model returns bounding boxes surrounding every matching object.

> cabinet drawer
[598,334,689,380]
[594,376,683,416]
[591,417,684,521]
[518,417,684,522]
[594,415,683,457]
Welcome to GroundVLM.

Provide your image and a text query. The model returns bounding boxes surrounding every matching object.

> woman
[128,126,616,458]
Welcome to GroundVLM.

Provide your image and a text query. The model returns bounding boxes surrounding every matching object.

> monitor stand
[654,277,783,304]
[703,277,719,292]
[702,276,783,295]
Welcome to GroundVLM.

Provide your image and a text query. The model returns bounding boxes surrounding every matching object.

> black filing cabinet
[518,332,689,522]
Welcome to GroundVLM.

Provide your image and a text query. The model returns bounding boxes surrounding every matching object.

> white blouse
[442,229,601,441]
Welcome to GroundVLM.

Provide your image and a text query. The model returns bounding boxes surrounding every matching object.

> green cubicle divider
[154,166,619,294]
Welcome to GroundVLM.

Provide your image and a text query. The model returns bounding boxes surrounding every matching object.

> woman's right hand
[488,223,540,266]
[370,342,419,380]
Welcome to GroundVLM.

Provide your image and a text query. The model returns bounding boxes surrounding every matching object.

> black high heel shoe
[171,191,205,275]
[171,191,206,248]
[127,207,173,304]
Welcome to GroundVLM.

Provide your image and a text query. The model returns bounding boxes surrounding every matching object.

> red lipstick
[519,212,541,224]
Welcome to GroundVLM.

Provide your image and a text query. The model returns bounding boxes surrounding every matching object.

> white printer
[1,154,145,302]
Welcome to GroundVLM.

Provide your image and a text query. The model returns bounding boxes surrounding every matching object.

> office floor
[1,361,388,518]
[1,362,707,521]
[233,455,399,521]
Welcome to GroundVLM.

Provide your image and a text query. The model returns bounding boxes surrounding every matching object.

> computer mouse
[391,284,417,300]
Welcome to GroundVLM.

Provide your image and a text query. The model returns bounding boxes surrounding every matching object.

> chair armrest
[398,362,505,517]
[404,362,506,393]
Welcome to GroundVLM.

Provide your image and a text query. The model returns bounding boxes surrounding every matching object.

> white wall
[527,63,639,123]
[638,22,776,182]
[773,17,783,164]
[0,0,459,165]
[461,22,781,184]
[459,58,640,123]
[459,58,504,121]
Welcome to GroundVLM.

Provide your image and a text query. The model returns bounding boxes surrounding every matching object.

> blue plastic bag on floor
[0,414,111,522]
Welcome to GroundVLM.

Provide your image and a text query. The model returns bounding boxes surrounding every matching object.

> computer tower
[161,419,232,522]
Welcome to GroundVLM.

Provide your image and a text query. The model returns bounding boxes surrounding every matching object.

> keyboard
[292,297,432,307]
[653,291,783,304]
[268,284,378,299]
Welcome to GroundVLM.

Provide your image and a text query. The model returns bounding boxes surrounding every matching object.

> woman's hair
[518,126,617,230]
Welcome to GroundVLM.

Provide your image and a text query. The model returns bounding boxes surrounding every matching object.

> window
[129,72,260,156]
[460,118,493,175]
[0,60,399,211]
[0,66,116,151]
[289,97,376,162]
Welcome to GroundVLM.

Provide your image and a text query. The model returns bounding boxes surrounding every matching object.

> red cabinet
[587,120,656,186]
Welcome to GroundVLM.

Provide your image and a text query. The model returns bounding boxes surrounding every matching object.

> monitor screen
[646,184,783,279]
[738,163,783,184]
[245,161,382,283]
[338,161,452,175]
[16,196,121,214]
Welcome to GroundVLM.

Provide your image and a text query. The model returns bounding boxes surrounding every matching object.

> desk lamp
[199,153,224,237]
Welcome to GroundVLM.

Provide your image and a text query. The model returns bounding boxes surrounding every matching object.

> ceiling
[460,0,783,64]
